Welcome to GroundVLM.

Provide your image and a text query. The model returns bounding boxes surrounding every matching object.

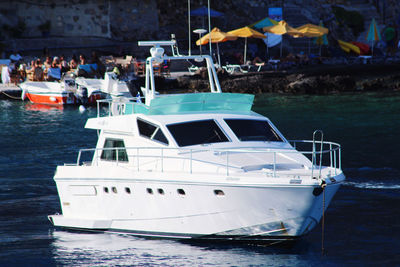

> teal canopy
[125,93,255,116]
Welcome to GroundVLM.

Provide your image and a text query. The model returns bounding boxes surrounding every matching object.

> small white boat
[19,74,104,105]
[48,40,345,242]
[75,72,133,100]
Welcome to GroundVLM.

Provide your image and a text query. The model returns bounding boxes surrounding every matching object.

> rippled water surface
[1,93,399,266]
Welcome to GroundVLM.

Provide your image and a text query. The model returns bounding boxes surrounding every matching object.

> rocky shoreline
[164,62,400,95]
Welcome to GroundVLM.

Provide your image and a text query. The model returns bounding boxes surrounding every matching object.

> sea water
[0,93,399,266]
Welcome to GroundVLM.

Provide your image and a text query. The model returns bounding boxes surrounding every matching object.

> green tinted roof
[124,93,254,115]
[148,93,254,115]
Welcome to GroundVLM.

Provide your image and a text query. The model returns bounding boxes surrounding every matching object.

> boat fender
[79,105,86,113]
[49,96,57,102]
[312,180,326,196]
[21,89,26,101]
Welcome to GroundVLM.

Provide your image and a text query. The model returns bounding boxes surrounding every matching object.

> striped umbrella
[366,18,381,56]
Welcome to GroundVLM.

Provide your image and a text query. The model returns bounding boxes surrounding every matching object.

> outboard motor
[76,85,88,104]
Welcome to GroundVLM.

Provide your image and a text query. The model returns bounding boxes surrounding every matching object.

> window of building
[224,119,283,142]
[167,120,229,147]
[137,119,169,145]
[147,188,153,194]
[100,139,128,162]
[125,187,131,194]
[103,187,109,193]
[112,187,118,193]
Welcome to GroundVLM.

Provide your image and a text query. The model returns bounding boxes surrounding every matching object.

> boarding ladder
[311,130,324,180]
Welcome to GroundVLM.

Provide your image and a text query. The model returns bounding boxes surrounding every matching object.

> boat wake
[343,181,400,190]
[346,166,397,172]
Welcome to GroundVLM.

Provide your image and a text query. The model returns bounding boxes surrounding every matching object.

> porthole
[214,189,225,196]
[158,188,164,195]
[125,187,131,194]
[103,187,109,193]
[147,188,153,194]
[177,189,185,195]
[112,187,118,193]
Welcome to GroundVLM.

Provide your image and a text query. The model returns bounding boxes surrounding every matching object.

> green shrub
[332,5,364,36]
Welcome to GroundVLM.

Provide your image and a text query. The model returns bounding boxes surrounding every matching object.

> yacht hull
[49,168,343,240]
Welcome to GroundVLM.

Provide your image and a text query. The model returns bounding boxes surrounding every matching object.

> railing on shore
[70,140,342,179]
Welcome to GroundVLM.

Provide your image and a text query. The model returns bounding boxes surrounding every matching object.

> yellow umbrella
[296,23,329,37]
[263,20,303,57]
[296,23,329,54]
[196,27,237,45]
[196,27,237,66]
[263,20,304,38]
[228,26,266,64]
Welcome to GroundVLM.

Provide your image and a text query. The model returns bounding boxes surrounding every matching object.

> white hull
[49,165,343,240]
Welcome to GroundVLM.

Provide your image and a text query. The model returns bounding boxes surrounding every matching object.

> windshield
[224,119,283,142]
[167,120,229,147]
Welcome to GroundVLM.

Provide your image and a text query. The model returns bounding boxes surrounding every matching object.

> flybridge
[96,92,255,117]
[138,40,222,106]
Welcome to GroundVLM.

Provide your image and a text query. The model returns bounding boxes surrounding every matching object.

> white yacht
[48,41,345,242]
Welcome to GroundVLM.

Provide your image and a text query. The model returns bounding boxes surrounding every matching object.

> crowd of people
[2,50,107,84]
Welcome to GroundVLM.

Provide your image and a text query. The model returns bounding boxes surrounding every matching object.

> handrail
[70,140,342,179]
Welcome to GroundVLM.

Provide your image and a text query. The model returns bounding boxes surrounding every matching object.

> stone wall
[0,0,158,40]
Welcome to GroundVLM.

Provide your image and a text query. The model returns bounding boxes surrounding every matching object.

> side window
[100,139,128,162]
[137,119,169,145]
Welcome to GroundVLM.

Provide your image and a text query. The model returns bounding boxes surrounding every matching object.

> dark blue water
[1,93,399,266]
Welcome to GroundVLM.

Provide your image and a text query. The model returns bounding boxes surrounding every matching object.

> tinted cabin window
[167,120,229,147]
[224,119,283,142]
[100,139,128,162]
[137,119,169,145]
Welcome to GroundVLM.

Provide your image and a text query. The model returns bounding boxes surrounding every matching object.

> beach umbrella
[251,17,278,29]
[190,6,224,17]
[196,27,237,66]
[366,18,381,56]
[190,6,223,29]
[296,23,328,37]
[228,26,266,64]
[249,17,279,59]
[263,20,304,37]
[263,20,303,57]
[314,21,329,55]
[295,23,329,55]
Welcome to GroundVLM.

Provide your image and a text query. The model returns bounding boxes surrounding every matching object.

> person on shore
[90,51,105,77]
[79,54,87,65]
[69,54,78,70]
[26,58,44,81]
[9,50,22,63]
[44,56,52,70]
[59,55,69,74]
[46,60,61,81]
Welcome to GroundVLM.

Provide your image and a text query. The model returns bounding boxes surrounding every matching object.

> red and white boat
[20,75,105,105]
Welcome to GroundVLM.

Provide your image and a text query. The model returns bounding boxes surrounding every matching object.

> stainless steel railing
[71,140,341,179]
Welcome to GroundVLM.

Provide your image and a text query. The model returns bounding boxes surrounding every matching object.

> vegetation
[332,5,365,37]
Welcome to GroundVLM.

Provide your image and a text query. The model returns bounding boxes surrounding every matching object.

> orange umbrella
[263,20,303,38]
[263,20,303,57]
[196,27,237,45]
[296,23,329,54]
[196,27,237,66]
[296,23,329,37]
[228,26,265,63]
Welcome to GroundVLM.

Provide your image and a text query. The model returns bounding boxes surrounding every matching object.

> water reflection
[50,230,314,266]
[24,103,64,112]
